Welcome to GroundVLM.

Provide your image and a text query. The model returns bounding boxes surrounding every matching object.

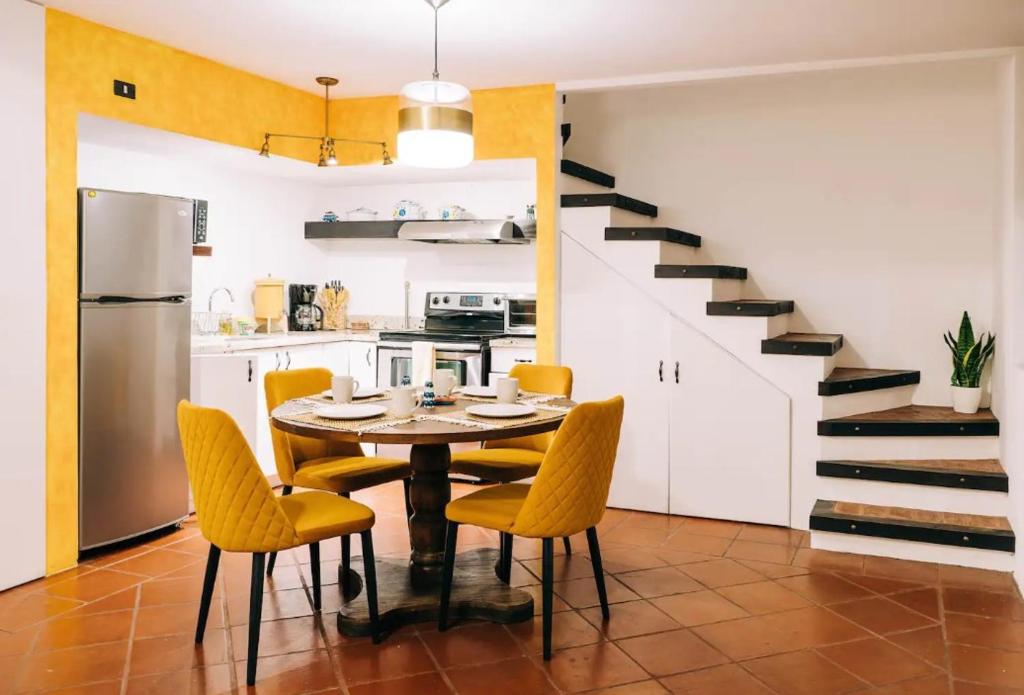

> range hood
[397,219,531,244]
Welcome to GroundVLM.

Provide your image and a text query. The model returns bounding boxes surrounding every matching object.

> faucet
[208,286,235,312]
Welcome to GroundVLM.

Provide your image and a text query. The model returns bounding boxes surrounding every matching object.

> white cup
[390,387,421,417]
[433,369,456,397]
[496,377,519,404]
[332,375,360,404]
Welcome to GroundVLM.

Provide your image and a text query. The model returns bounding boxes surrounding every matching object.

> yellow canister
[253,277,285,331]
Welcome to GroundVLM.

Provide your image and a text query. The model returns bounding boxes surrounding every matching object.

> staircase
[559,157,1014,571]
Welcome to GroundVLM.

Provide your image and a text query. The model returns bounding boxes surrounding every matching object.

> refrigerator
[78,188,193,551]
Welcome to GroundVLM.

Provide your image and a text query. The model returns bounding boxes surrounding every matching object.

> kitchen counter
[192,330,379,355]
[490,336,536,348]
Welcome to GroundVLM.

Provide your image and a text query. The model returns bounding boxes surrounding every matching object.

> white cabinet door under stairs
[561,235,790,524]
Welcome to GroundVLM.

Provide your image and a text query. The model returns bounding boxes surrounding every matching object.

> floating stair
[816,459,1008,492]
[818,405,999,437]
[810,499,1014,553]
[605,227,701,248]
[655,265,747,280]
[561,159,615,188]
[818,368,921,396]
[561,193,658,218]
[762,333,843,357]
[707,299,794,317]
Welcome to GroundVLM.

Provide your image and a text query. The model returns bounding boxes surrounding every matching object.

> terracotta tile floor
[1,480,1022,694]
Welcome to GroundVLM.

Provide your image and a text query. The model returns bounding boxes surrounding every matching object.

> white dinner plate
[459,385,497,398]
[313,404,388,420]
[465,403,536,418]
[320,388,386,400]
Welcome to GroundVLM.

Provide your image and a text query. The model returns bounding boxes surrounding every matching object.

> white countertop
[192,330,379,355]
[490,336,536,348]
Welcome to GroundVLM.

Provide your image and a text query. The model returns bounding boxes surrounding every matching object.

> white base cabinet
[561,238,790,524]
[191,340,378,476]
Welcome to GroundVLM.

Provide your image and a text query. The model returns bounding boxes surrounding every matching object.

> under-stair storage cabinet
[561,237,790,524]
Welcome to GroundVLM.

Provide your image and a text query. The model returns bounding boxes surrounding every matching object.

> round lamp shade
[398,80,473,168]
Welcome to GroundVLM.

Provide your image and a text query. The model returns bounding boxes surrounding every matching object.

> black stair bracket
[561,160,615,189]
[605,227,701,248]
[706,300,795,317]
[561,193,658,218]
[816,459,1008,492]
[655,265,747,280]
[818,368,921,396]
[762,333,843,357]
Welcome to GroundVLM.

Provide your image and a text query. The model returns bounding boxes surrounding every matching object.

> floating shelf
[304,219,532,242]
[192,245,213,257]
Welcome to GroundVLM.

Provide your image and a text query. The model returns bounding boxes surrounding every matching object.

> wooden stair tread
[605,227,701,248]
[707,299,795,317]
[561,159,615,188]
[810,499,1014,552]
[561,193,658,218]
[819,368,921,396]
[818,405,999,437]
[762,333,843,357]
[655,265,747,280]
[816,459,1008,492]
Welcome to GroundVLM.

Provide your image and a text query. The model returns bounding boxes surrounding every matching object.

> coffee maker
[288,284,323,332]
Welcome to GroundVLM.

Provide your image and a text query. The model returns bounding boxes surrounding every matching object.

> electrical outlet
[113,80,136,100]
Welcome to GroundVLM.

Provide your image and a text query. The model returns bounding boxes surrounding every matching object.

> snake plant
[943,311,995,388]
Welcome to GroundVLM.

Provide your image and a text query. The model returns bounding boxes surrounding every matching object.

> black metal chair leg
[195,544,221,643]
[247,553,267,687]
[499,532,513,584]
[438,521,459,631]
[267,486,292,577]
[339,492,354,595]
[562,536,572,555]
[309,542,321,611]
[585,527,610,620]
[360,530,381,644]
[542,537,554,660]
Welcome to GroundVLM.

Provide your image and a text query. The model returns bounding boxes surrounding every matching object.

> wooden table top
[270,396,573,445]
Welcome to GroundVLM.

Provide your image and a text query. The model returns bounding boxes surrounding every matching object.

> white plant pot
[951,386,982,414]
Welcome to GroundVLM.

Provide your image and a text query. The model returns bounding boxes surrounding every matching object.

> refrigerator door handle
[94,295,188,304]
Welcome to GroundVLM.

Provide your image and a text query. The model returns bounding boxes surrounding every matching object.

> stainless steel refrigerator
[79,188,193,551]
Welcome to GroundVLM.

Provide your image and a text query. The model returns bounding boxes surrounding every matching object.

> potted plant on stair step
[943,311,995,414]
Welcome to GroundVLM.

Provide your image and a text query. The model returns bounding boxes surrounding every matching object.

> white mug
[433,369,456,397]
[390,387,421,417]
[496,377,519,404]
[332,375,360,404]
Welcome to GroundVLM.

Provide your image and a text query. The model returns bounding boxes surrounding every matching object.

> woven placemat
[423,408,566,430]
[278,410,414,434]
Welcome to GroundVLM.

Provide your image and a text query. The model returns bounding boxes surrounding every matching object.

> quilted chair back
[177,401,301,553]
[510,396,624,538]
[484,364,574,453]
[265,368,364,484]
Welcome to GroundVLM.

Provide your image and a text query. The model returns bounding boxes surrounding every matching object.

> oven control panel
[427,292,505,313]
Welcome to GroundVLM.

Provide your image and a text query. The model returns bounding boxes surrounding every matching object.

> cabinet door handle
[658,360,664,382]
[675,361,680,384]
[514,358,533,363]
[247,359,253,383]
[365,348,371,366]
[275,352,281,370]
[285,351,292,370]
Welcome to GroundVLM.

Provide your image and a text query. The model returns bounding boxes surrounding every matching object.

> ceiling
[43,0,1024,97]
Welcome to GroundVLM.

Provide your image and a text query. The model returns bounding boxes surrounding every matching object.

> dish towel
[411,341,435,388]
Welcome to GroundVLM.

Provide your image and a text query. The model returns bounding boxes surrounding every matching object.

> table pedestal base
[337,548,533,637]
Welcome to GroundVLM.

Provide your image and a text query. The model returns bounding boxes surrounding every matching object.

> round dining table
[270,394,572,637]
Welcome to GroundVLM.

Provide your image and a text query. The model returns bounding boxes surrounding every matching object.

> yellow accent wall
[45,10,557,573]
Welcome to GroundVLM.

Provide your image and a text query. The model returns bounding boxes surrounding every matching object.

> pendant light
[398,0,473,168]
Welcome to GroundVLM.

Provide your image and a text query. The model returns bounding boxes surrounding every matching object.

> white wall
[313,180,536,317]
[565,59,1001,405]
[78,141,329,318]
[0,0,46,589]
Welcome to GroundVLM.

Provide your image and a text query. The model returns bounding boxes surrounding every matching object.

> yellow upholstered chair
[450,363,575,554]
[177,401,382,687]
[438,396,625,659]
[265,368,412,585]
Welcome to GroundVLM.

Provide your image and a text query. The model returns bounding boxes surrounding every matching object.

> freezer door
[79,189,193,298]
[79,300,191,549]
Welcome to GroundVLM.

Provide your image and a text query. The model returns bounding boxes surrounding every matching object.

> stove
[378,291,508,387]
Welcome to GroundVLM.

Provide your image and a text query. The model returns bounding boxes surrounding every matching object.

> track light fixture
[259,76,393,167]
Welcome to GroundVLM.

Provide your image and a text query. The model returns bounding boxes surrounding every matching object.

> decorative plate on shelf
[465,403,536,418]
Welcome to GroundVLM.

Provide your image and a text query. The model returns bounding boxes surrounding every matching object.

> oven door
[377,342,484,388]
